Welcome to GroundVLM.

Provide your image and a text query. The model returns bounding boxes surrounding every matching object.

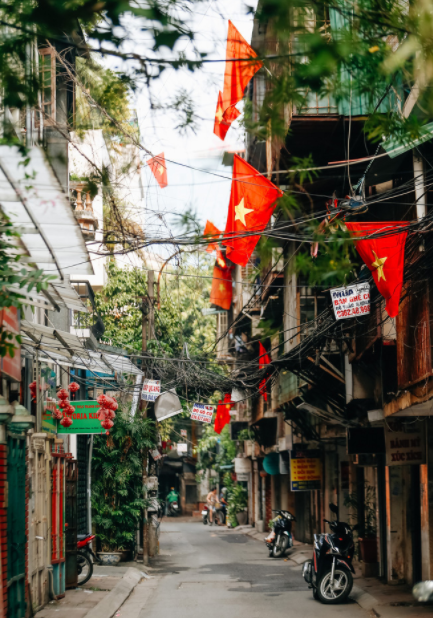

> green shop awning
[384,122,433,159]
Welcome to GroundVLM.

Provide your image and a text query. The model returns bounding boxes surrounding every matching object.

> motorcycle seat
[77,533,92,541]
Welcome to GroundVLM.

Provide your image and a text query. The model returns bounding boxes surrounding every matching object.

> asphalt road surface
[138,520,370,618]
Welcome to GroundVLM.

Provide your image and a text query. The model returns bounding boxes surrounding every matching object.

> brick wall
[0,444,7,618]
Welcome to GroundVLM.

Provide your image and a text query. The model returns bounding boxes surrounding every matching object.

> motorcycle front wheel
[202,516,208,525]
[77,551,93,586]
[316,566,353,604]
[272,535,289,558]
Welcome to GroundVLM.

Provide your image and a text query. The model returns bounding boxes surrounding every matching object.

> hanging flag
[222,155,283,266]
[259,341,271,401]
[214,394,233,434]
[147,153,168,188]
[203,220,222,253]
[221,21,263,114]
[214,91,241,141]
[210,264,233,310]
[345,222,409,318]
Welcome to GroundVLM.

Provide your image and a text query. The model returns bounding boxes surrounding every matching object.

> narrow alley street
[126,520,370,618]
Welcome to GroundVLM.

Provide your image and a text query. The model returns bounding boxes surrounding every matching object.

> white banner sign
[190,402,214,423]
[141,379,161,402]
[331,283,370,320]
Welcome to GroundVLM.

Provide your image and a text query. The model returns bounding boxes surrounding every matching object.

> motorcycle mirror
[329,503,338,514]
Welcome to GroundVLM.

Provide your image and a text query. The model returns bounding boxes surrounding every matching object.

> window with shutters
[38,48,56,123]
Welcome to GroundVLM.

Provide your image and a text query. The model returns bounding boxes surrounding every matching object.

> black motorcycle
[303,504,357,604]
[265,509,296,557]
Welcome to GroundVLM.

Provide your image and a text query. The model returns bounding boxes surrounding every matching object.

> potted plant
[227,483,248,527]
[237,428,255,458]
[92,407,156,562]
[344,484,377,563]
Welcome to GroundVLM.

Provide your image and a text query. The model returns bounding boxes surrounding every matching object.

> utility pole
[141,270,154,564]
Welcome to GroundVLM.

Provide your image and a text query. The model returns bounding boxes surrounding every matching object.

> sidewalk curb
[84,567,143,618]
[351,584,379,611]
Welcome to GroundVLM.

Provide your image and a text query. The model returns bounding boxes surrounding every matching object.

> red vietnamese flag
[222,155,283,266]
[210,264,233,310]
[214,394,232,434]
[147,153,168,188]
[221,21,263,114]
[203,220,222,253]
[214,91,241,141]
[345,222,409,318]
[259,341,271,401]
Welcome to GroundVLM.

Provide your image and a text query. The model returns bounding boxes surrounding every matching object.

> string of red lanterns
[97,394,117,434]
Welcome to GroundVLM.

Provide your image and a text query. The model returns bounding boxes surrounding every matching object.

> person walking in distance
[207,487,217,524]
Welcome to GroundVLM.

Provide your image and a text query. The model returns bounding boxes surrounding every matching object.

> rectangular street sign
[142,379,161,402]
[190,402,214,423]
[330,283,370,320]
[42,400,103,434]
[290,450,321,491]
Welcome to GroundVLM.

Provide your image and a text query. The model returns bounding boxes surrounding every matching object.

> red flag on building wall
[203,220,222,253]
[213,91,241,141]
[222,155,283,266]
[259,341,271,401]
[345,222,409,318]
[147,153,168,188]
[221,21,263,114]
[210,264,233,310]
[214,394,233,434]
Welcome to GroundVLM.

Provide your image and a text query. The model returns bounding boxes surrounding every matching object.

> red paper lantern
[106,397,118,412]
[58,400,70,409]
[68,382,80,393]
[97,394,109,407]
[60,416,73,428]
[57,389,69,401]
[97,407,109,421]
[101,418,113,431]
[52,409,63,420]
[65,404,75,415]
[106,409,116,420]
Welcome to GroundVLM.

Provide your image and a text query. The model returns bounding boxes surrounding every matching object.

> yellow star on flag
[371,250,387,281]
[234,197,254,226]
[215,106,224,123]
[219,283,225,292]
[157,164,164,175]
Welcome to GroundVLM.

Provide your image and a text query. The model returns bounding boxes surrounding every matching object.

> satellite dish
[154,390,182,422]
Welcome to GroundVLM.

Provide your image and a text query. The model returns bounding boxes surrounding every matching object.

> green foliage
[344,483,377,538]
[196,424,236,474]
[226,483,248,528]
[0,215,53,357]
[236,428,255,442]
[91,407,157,551]
[93,257,215,358]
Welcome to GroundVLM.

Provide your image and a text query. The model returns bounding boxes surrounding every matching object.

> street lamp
[10,402,35,433]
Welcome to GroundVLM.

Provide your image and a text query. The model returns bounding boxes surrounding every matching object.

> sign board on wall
[190,403,214,423]
[141,380,161,402]
[290,450,321,491]
[43,400,103,434]
[331,283,370,320]
[385,422,426,466]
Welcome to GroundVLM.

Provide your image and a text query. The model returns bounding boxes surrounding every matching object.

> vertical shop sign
[385,421,425,466]
[290,449,321,491]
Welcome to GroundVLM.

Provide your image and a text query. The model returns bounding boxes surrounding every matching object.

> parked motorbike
[77,534,101,586]
[202,504,225,525]
[303,504,357,604]
[265,509,296,557]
